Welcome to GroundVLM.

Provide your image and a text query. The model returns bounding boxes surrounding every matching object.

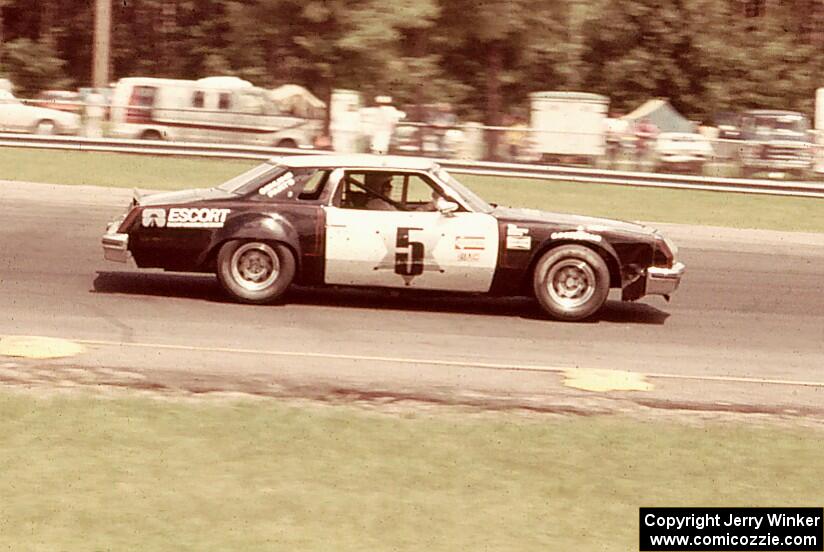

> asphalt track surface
[1,181,823,416]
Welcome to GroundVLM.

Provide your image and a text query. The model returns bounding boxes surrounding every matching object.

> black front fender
[528,237,624,289]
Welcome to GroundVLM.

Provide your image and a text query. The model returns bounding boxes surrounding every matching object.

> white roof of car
[270,154,439,171]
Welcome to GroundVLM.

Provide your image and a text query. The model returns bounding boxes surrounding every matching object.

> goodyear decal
[550,227,603,243]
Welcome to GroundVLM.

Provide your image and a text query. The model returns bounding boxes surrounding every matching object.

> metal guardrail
[1,133,823,199]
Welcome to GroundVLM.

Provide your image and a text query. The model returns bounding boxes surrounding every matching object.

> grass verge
[0,391,821,551]
[1,147,822,232]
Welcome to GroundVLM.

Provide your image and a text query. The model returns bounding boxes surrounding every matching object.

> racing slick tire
[532,245,610,321]
[217,240,296,304]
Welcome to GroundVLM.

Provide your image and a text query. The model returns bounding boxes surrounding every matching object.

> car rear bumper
[102,228,129,263]
[645,262,685,297]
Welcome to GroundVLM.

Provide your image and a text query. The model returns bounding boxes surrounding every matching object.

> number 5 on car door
[323,169,499,291]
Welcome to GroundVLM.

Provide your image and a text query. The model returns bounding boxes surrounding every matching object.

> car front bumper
[102,226,129,263]
[645,262,685,297]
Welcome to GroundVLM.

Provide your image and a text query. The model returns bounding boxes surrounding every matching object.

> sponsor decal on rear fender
[141,207,231,228]
[142,208,166,228]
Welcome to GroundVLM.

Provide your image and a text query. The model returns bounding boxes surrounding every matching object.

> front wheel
[532,245,610,321]
[217,241,296,304]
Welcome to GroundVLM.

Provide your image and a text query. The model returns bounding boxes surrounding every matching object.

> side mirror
[436,197,458,215]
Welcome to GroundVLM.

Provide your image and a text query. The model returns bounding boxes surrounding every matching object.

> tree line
[1,0,824,126]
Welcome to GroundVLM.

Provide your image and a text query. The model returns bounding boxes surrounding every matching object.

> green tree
[581,0,707,118]
[0,38,69,95]
[437,0,576,158]
[691,0,822,116]
[581,0,823,122]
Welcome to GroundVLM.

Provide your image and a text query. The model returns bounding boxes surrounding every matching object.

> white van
[109,76,322,147]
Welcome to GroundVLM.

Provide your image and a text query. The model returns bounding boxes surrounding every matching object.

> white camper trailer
[110,76,322,147]
[529,91,609,165]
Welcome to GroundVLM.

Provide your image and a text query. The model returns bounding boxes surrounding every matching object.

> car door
[324,170,499,292]
[0,97,26,132]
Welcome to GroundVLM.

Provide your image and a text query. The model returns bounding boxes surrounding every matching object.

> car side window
[403,174,445,212]
[298,170,330,200]
[336,172,400,211]
[334,171,454,212]
[218,92,231,110]
[192,90,204,108]
[254,168,329,202]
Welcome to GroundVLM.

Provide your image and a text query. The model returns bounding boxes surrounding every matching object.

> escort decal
[142,208,231,228]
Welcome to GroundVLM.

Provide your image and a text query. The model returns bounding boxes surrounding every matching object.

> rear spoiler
[131,188,143,207]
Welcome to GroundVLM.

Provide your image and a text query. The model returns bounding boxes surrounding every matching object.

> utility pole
[92,0,112,89]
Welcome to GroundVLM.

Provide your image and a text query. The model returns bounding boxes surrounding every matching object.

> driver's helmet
[365,173,393,195]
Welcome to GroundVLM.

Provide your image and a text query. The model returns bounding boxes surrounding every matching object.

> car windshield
[215,162,282,194]
[0,91,20,104]
[753,116,808,138]
[432,167,493,213]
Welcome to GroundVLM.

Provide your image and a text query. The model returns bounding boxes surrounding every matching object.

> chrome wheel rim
[230,243,279,292]
[546,259,596,309]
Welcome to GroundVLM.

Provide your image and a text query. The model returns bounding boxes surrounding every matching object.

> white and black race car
[102,154,684,321]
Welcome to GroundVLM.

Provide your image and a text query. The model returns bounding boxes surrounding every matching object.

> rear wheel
[276,138,298,148]
[140,129,163,140]
[34,120,56,135]
[216,241,296,304]
[532,245,610,321]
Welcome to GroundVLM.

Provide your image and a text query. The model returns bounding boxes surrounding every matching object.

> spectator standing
[604,111,628,168]
[634,118,659,169]
[431,102,457,156]
[84,90,105,138]
[505,116,529,162]
[370,95,405,154]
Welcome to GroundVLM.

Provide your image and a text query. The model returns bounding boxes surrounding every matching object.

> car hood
[493,206,658,237]
[138,187,236,207]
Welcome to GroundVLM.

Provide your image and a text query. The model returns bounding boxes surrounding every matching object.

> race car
[102,154,685,321]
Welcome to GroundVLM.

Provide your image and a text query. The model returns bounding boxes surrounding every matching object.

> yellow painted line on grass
[10,336,824,391]
[0,336,84,359]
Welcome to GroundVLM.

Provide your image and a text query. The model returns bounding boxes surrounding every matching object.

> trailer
[529,91,609,165]
[109,76,322,148]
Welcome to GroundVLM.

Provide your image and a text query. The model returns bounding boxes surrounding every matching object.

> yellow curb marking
[563,368,653,393]
[0,336,84,360]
